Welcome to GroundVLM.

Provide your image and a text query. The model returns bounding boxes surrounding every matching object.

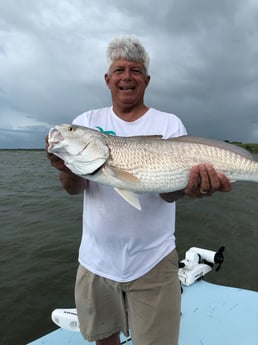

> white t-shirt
[73,107,187,282]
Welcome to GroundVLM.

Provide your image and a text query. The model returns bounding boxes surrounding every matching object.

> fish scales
[104,137,189,191]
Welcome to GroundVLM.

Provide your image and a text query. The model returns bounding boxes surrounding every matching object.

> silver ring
[200,188,209,195]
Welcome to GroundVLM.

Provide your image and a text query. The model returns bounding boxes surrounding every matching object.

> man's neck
[112,104,149,122]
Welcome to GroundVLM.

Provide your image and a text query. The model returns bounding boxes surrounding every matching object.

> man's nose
[122,69,132,80]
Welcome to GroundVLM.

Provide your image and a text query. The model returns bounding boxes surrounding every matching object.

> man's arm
[160,163,231,203]
[59,170,87,195]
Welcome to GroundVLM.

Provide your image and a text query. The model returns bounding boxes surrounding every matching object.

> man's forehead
[110,59,145,69]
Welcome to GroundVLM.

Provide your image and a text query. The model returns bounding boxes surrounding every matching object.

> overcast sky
[0,0,257,148]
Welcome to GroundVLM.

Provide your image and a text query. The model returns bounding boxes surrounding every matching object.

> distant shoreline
[227,142,258,154]
[0,148,45,151]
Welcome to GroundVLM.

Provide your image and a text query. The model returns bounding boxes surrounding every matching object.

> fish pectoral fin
[108,167,142,209]
[108,167,141,184]
[114,188,142,211]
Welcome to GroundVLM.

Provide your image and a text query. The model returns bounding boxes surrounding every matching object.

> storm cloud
[0,0,257,148]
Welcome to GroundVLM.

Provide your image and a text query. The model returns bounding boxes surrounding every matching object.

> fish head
[48,124,109,175]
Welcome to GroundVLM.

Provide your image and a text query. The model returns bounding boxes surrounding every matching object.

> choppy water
[1,150,257,345]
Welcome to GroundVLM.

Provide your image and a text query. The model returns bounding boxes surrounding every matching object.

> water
[1,150,257,345]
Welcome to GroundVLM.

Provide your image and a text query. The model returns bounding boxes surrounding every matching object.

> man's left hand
[184,164,231,198]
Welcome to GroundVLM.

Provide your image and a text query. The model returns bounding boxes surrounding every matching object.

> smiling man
[46,36,231,345]
[105,59,150,120]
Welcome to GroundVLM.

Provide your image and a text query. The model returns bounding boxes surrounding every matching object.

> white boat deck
[28,280,258,344]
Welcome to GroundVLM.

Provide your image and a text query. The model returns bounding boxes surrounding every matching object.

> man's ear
[145,75,151,87]
[104,73,111,89]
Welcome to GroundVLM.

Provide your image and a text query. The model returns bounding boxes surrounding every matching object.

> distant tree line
[225,141,258,153]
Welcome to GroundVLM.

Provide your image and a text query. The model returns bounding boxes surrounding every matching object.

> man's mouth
[119,86,136,91]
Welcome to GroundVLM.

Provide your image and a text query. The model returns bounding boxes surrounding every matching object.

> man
[47,36,231,345]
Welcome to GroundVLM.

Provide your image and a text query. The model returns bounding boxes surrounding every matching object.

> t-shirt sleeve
[163,115,188,139]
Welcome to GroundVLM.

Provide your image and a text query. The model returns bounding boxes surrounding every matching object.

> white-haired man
[47,36,231,345]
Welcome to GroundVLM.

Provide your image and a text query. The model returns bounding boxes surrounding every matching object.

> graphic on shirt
[96,126,116,136]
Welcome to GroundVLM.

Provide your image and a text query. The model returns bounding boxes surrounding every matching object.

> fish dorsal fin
[128,135,163,140]
[114,188,142,210]
[168,135,253,160]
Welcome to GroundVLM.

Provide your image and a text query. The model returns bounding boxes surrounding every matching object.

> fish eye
[68,126,74,132]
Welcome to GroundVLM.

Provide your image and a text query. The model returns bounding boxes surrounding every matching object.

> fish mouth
[48,128,64,145]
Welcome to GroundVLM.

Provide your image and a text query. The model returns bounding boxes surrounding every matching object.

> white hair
[106,36,150,73]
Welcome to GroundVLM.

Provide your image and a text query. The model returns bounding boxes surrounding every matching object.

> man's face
[105,59,150,107]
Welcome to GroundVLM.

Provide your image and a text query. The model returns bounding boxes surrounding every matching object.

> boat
[27,247,258,345]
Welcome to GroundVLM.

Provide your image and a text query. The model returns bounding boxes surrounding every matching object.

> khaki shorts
[75,249,181,345]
